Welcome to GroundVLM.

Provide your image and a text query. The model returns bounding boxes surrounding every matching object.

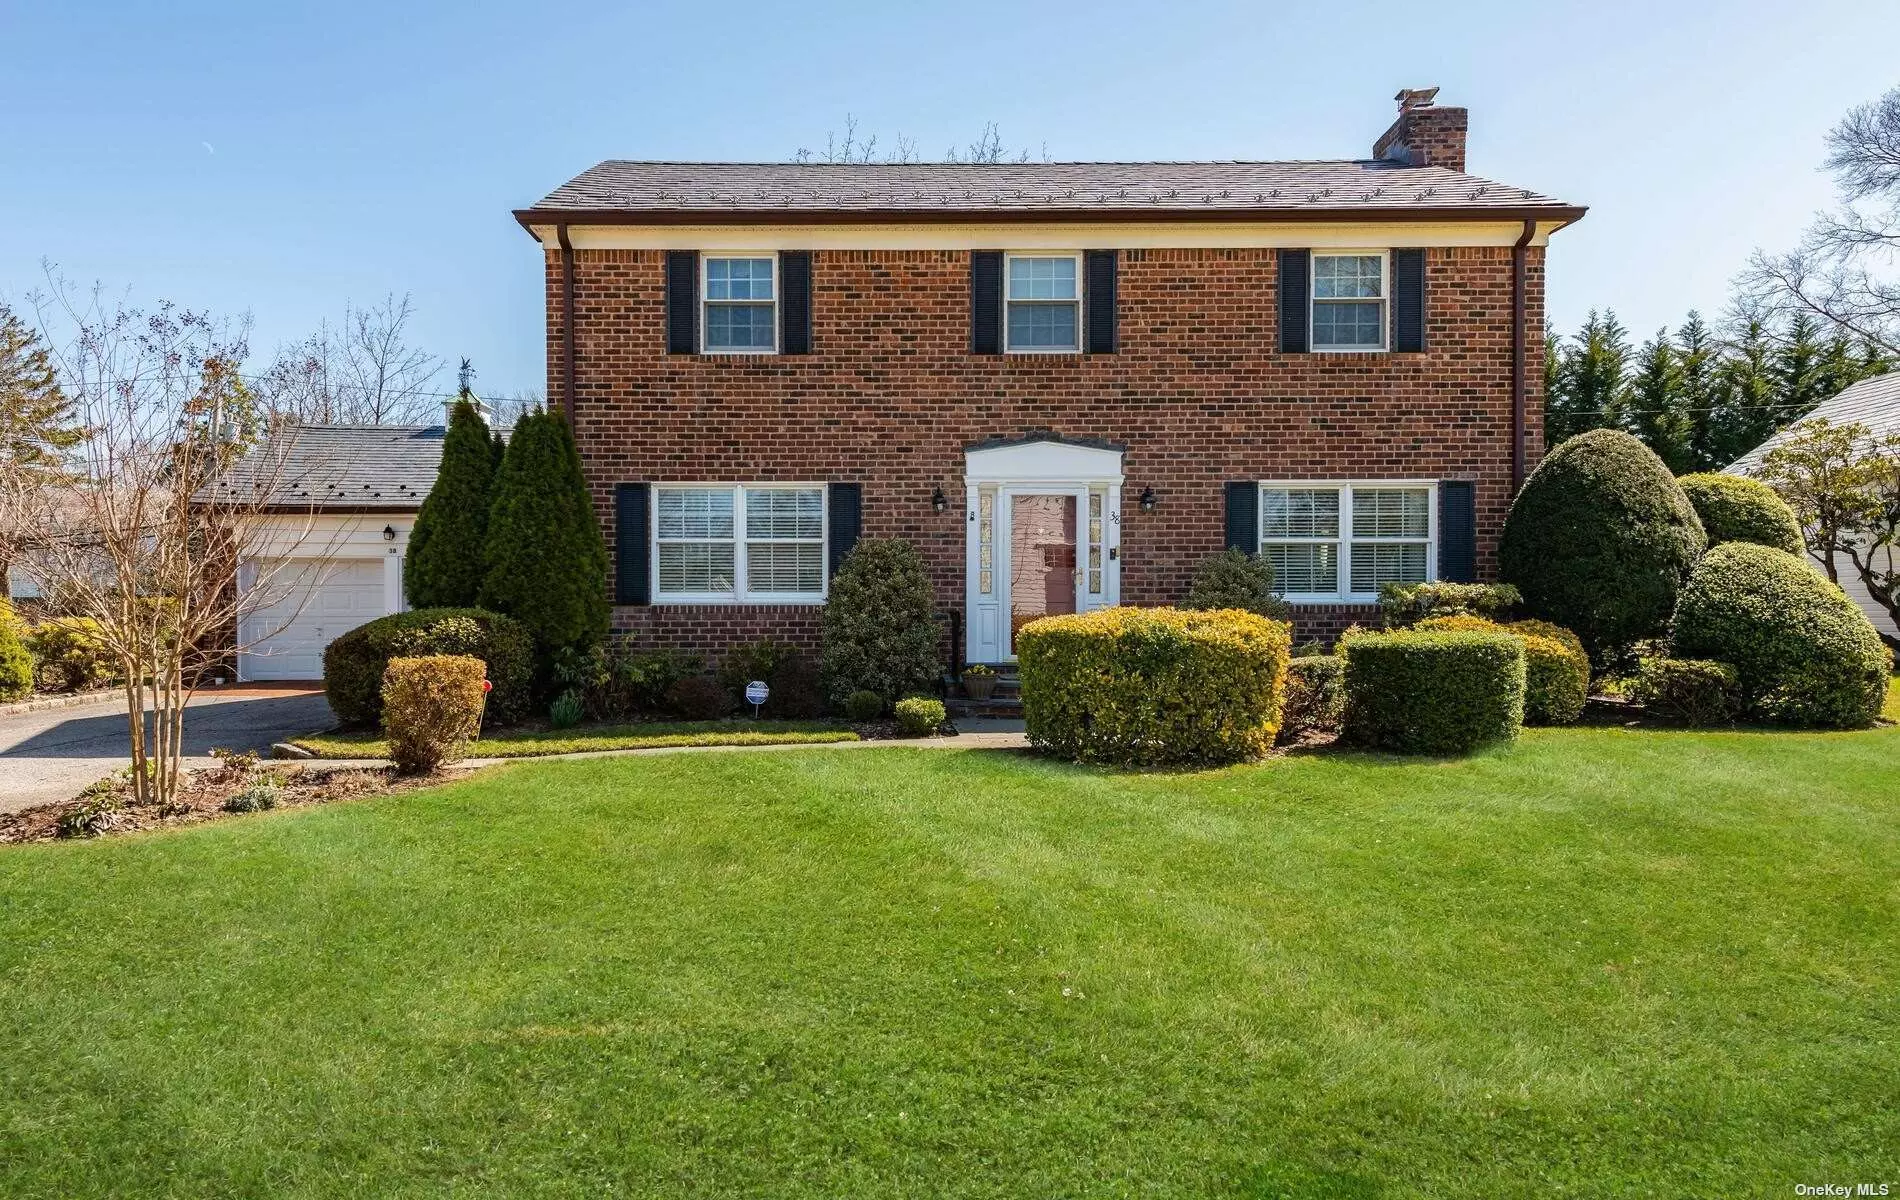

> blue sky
[3,0,1896,399]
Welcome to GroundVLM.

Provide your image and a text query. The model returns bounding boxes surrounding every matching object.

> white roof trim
[964,439,1125,485]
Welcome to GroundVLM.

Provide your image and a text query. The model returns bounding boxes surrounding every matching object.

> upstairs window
[654,484,825,602]
[703,256,777,353]
[1260,481,1434,601]
[1311,254,1387,351]
[1005,254,1081,352]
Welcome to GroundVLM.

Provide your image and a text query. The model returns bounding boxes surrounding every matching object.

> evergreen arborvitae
[1621,331,1693,474]
[1,303,81,597]
[478,409,608,653]
[1545,309,1630,448]
[405,396,495,608]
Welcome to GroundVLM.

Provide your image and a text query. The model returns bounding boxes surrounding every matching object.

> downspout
[557,224,577,425]
[1510,219,1537,493]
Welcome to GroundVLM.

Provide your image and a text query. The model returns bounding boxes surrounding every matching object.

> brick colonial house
[512,88,1584,665]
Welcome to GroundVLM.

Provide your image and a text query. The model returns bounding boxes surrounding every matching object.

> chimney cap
[1395,86,1440,112]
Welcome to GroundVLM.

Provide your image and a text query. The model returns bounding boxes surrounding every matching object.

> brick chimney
[1372,87,1468,172]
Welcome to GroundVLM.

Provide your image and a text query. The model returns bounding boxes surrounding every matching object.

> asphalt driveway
[0,688,337,813]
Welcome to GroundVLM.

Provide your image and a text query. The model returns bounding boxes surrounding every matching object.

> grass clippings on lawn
[2,722,1897,1195]
[293,719,861,760]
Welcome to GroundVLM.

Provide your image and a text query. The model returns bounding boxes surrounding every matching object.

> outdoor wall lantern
[1139,486,1158,512]
[931,485,947,514]
[382,525,397,541]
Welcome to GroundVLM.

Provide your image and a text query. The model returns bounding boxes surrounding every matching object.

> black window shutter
[614,483,651,605]
[827,482,862,579]
[1438,480,1476,583]
[780,250,812,354]
[1224,482,1260,553]
[665,251,697,354]
[1084,249,1118,353]
[1393,248,1426,353]
[970,251,1003,354]
[1277,249,1310,354]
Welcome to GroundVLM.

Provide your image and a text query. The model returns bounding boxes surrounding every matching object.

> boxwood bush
[1500,428,1706,666]
[1342,630,1526,753]
[382,654,487,774]
[1415,614,1590,726]
[1633,657,1739,726]
[1670,542,1891,728]
[1277,654,1345,743]
[1017,606,1290,766]
[323,607,533,728]
[1676,473,1804,555]
[1378,581,1520,628]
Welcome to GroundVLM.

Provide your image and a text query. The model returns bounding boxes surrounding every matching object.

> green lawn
[293,718,859,759]
[2,726,1897,1196]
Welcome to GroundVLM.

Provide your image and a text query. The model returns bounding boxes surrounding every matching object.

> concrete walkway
[0,687,336,813]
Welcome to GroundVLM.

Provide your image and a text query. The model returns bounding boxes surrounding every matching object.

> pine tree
[405,395,496,608]
[478,409,609,653]
[1774,313,1832,422]
[1622,331,1694,474]
[1707,316,1780,468]
[0,304,81,596]
[1546,310,1630,447]
[1674,313,1724,472]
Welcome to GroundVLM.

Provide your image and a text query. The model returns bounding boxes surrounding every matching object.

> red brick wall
[548,243,1545,657]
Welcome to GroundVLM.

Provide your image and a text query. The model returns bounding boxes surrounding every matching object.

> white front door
[238,558,387,681]
[966,483,1119,663]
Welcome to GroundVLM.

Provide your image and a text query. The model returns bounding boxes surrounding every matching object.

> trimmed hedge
[1677,473,1804,556]
[1343,630,1526,753]
[382,655,486,774]
[323,607,533,728]
[1415,615,1590,726]
[1017,606,1291,766]
[1277,654,1345,743]
[1500,428,1706,665]
[1670,542,1891,728]
[1634,658,1739,726]
[1378,581,1520,628]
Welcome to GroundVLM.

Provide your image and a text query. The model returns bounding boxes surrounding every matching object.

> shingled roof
[1730,371,1900,474]
[515,160,1584,227]
[206,424,445,512]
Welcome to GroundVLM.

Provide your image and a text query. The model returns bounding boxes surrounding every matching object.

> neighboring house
[512,87,1585,664]
[227,423,447,680]
[1729,371,1900,641]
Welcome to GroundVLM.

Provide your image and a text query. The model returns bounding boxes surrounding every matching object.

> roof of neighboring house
[1729,371,1900,474]
[514,160,1584,227]
[206,423,445,512]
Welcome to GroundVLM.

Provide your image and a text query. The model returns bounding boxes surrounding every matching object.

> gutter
[511,203,1589,235]
[557,223,577,424]
[1510,218,1536,493]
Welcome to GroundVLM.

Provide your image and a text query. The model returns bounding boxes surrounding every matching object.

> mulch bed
[0,763,445,846]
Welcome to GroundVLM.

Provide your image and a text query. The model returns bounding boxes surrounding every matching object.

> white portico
[963,436,1123,664]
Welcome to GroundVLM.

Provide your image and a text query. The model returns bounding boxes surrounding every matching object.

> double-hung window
[1259,482,1434,601]
[1311,253,1387,351]
[1005,254,1081,352]
[703,256,777,353]
[655,484,825,603]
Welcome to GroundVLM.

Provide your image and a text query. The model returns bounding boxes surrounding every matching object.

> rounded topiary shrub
[1017,606,1290,766]
[1180,550,1290,619]
[1342,630,1526,753]
[819,539,942,709]
[893,696,946,737]
[323,607,533,728]
[1677,473,1804,556]
[1499,428,1706,666]
[1669,542,1892,728]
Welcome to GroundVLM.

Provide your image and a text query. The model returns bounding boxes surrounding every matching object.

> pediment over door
[963,436,1125,485]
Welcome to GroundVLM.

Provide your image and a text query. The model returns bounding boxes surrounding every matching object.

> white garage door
[238,559,387,681]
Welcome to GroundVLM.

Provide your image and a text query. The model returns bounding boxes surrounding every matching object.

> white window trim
[1003,251,1084,355]
[652,483,828,605]
[1310,250,1389,354]
[700,254,779,355]
[1259,479,1437,604]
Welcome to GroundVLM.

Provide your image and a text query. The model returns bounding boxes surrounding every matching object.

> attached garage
[228,423,450,682]
[238,558,389,681]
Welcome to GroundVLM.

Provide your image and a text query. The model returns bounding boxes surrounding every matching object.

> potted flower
[962,663,997,701]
